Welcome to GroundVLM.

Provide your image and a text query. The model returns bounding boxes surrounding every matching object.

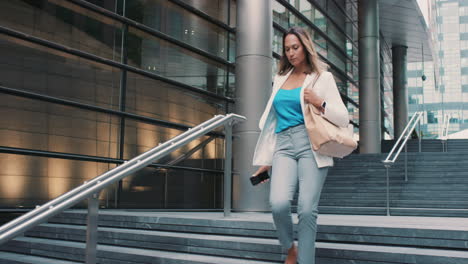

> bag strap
[306,72,322,114]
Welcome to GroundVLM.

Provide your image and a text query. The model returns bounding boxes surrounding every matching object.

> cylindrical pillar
[358,0,381,153]
[232,0,272,211]
[392,45,409,138]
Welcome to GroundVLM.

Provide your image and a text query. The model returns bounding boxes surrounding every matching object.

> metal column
[392,45,409,138]
[358,0,381,153]
[233,0,272,211]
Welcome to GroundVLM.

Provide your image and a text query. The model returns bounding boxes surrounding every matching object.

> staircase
[381,139,468,152]
[2,139,468,263]
[318,151,468,217]
[2,211,468,263]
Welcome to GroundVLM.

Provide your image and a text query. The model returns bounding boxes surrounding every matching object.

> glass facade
[0,0,364,210]
[380,36,394,139]
[408,0,468,138]
[0,0,233,209]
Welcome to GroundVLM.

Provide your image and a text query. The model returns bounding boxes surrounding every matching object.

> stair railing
[441,114,450,152]
[382,111,423,216]
[0,113,246,263]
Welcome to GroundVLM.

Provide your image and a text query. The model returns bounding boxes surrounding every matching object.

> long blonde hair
[278,27,327,75]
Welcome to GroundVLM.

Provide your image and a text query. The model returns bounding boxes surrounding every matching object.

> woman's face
[284,33,306,68]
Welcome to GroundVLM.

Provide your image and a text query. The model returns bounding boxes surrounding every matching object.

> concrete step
[318,200,468,209]
[338,152,468,161]
[390,208,468,217]
[46,212,468,248]
[320,193,468,200]
[7,212,468,263]
[26,223,283,262]
[318,206,468,217]
[382,139,468,153]
[30,217,468,251]
[317,241,468,264]
[7,235,468,264]
[324,179,461,184]
[331,165,467,172]
[2,237,279,264]
[322,185,468,191]
[0,251,81,264]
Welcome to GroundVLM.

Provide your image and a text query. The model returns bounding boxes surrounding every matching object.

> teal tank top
[273,87,304,133]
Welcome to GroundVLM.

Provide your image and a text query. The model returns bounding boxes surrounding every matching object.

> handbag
[304,74,358,158]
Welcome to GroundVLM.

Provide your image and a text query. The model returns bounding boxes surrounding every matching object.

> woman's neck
[292,63,310,75]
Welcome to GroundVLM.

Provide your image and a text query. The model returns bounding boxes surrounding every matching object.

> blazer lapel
[302,72,318,90]
[258,69,293,129]
[274,69,294,92]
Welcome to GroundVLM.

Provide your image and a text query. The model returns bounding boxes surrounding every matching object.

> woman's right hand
[253,165,271,184]
[253,165,271,176]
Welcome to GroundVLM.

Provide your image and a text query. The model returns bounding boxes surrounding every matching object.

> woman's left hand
[304,88,325,113]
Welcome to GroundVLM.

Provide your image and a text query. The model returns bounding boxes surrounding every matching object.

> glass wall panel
[229,33,236,63]
[273,1,290,28]
[2,0,123,62]
[179,0,229,25]
[273,28,284,55]
[0,0,233,210]
[84,0,118,13]
[229,0,237,27]
[122,120,224,169]
[119,166,223,209]
[381,39,394,138]
[0,94,119,158]
[327,45,347,72]
[120,118,225,208]
[0,35,121,109]
[125,0,229,60]
[125,72,226,126]
[0,153,117,208]
[127,27,231,96]
[328,0,346,29]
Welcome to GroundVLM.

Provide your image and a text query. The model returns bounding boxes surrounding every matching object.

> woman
[252,27,349,264]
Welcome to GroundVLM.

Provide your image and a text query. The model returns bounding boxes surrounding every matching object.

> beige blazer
[252,69,349,168]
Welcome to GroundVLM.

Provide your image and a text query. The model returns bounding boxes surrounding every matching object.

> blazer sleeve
[321,72,350,128]
[258,75,278,130]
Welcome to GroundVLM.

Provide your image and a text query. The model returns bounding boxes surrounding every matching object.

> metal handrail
[0,113,246,263]
[441,114,450,152]
[382,111,423,216]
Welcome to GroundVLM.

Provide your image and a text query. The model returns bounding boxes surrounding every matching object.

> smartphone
[250,171,270,186]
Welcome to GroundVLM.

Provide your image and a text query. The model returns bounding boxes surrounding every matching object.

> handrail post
[418,114,422,153]
[384,163,391,216]
[444,114,450,152]
[85,192,100,264]
[223,122,233,217]
[382,111,424,216]
[404,144,408,182]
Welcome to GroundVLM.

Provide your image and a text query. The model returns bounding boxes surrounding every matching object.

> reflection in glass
[179,0,229,25]
[120,167,223,209]
[1,0,123,62]
[125,72,226,126]
[127,27,232,95]
[125,0,229,60]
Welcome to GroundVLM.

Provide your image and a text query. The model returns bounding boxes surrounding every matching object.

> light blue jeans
[270,124,328,264]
